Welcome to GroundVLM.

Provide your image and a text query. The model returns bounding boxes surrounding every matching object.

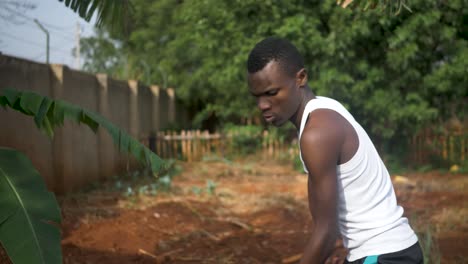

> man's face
[248,60,301,126]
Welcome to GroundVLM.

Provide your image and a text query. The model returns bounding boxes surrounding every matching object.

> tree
[109,0,467,125]
[74,0,467,153]
[77,27,126,77]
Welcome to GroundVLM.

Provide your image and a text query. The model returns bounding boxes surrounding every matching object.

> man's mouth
[263,114,274,123]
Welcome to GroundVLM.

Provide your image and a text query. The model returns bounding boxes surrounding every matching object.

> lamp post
[34,19,49,64]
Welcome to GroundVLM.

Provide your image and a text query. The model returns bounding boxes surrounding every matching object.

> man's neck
[291,88,315,131]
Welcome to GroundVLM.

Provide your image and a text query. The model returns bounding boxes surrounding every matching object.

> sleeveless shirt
[298,96,418,261]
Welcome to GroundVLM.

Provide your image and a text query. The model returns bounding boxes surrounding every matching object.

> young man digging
[246,37,423,264]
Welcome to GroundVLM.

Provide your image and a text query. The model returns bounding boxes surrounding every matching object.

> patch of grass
[191,179,218,196]
[202,154,232,165]
[103,159,184,198]
[416,164,434,173]
[417,227,441,264]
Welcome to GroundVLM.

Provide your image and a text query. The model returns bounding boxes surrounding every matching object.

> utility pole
[34,19,49,64]
[75,22,81,70]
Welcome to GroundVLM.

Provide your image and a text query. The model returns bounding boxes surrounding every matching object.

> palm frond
[58,0,133,33]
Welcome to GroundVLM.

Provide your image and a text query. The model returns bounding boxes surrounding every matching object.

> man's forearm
[299,229,337,264]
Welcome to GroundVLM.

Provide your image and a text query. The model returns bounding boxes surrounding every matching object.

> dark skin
[248,60,358,264]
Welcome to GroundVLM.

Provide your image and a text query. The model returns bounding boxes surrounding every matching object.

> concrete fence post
[97,74,114,180]
[50,64,67,194]
[128,80,139,138]
[150,85,160,132]
[167,87,175,124]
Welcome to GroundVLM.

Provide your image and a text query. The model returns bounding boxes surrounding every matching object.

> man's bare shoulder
[300,109,345,153]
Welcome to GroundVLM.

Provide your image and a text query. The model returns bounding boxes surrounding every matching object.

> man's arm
[299,109,345,264]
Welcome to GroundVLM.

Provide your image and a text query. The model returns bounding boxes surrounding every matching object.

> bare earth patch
[59,160,468,263]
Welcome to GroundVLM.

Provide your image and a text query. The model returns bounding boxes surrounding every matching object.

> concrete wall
[0,54,186,194]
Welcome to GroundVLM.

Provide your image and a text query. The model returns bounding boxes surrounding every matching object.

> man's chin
[271,119,286,127]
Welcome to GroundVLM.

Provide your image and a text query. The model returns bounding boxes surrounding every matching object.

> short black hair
[247,37,304,76]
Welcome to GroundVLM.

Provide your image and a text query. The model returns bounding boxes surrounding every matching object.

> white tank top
[298,96,418,261]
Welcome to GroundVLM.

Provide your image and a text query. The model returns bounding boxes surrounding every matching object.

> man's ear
[296,68,308,88]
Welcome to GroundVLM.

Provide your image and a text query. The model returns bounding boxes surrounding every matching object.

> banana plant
[0,88,165,264]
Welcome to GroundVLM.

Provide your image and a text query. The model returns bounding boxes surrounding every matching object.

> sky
[0,0,97,69]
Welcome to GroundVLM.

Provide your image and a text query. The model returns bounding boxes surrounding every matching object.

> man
[246,37,423,264]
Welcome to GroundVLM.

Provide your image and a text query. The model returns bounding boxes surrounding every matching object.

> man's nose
[257,97,271,111]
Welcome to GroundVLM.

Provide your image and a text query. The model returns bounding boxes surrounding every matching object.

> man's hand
[324,239,348,264]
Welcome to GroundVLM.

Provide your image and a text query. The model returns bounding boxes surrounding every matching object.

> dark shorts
[345,242,423,264]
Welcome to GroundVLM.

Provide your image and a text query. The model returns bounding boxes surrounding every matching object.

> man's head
[247,37,304,77]
[247,37,308,126]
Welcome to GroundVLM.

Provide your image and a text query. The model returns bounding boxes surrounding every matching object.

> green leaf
[34,97,53,130]
[129,138,144,162]
[41,117,55,138]
[119,130,130,153]
[20,91,43,116]
[61,101,81,123]
[3,88,20,106]
[80,111,99,133]
[49,101,65,126]
[0,95,8,108]
[0,147,62,264]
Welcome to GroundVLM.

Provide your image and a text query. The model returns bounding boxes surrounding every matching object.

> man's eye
[266,90,278,96]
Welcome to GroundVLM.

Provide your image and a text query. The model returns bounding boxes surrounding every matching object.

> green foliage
[81,0,467,157]
[79,28,126,77]
[206,179,217,195]
[223,124,263,156]
[0,147,62,264]
[0,88,164,175]
[191,179,217,196]
[273,140,304,173]
[458,160,468,174]
[119,159,182,197]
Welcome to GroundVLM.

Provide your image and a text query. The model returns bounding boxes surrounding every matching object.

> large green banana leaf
[0,88,164,174]
[0,147,62,264]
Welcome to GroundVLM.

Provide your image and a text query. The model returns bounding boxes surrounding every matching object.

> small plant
[121,159,182,197]
[206,179,217,195]
[191,179,217,196]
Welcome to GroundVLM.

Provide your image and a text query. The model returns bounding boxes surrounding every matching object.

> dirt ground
[58,159,468,264]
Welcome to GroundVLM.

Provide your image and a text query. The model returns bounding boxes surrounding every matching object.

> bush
[223,124,263,156]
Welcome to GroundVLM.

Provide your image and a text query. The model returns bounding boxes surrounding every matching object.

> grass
[418,227,441,264]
